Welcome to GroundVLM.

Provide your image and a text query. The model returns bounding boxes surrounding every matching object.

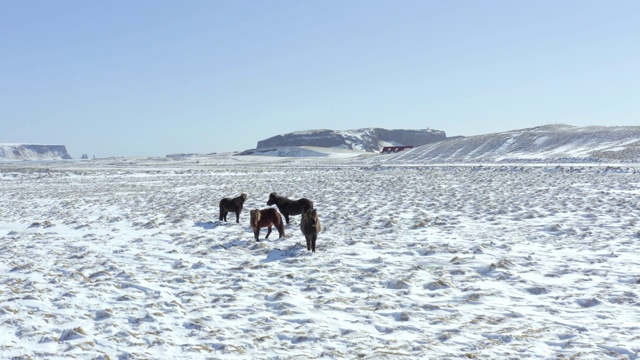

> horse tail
[277,213,285,238]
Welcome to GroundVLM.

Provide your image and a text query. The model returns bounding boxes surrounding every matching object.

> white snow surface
[1,154,640,359]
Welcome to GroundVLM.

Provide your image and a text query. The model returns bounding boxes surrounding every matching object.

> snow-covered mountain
[374,124,640,163]
[256,128,446,152]
[0,144,72,160]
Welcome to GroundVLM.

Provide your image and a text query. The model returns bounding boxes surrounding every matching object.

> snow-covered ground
[1,154,639,359]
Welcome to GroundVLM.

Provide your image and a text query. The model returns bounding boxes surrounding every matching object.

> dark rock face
[0,144,72,160]
[376,129,446,148]
[258,130,345,149]
[256,128,446,152]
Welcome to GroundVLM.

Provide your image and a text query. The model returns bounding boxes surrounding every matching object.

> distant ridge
[374,124,640,163]
[256,128,446,152]
[0,144,72,160]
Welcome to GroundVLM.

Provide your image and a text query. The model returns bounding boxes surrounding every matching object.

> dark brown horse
[267,192,313,225]
[300,209,321,252]
[219,193,247,223]
[250,208,285,241]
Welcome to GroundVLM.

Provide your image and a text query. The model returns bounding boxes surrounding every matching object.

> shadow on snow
[193,221,222,230]
[262,243,308,263]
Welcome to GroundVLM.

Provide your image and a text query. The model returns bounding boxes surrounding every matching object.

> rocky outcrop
[0,144,72,160]
[256,128,446,152]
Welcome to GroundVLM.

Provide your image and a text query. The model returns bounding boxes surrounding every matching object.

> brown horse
[250,208,285,241]
[300,209,321,252]
[219,193,247,223]
[267,192,313,225]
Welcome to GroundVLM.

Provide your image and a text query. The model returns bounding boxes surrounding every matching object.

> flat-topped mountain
[0,144,72,160]
[256,128,446,152]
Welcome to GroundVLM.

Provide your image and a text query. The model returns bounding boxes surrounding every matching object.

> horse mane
[303,209,317,225]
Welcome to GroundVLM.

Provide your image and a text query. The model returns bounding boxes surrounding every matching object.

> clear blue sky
[1,1,638,158]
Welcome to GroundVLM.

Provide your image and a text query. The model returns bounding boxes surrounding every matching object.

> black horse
[267,192,313,225]
[300,209,321,252]
[219,193,247,223]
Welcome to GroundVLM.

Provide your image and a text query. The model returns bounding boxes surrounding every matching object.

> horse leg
[265,225,273,239]
[284,214,290,225]
[311,234,317,252]
[305,235,311,251]
[235,211,240,223]
[277,221,284,238]
[253,228,260,242]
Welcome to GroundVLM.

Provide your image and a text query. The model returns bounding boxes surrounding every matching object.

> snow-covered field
[1,155,639,359]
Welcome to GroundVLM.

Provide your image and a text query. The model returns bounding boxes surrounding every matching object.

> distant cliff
[0,144,72,160]
[256,128,446,152]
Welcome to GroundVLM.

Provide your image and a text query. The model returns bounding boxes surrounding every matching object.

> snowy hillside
[373,124,640,164]
[0,144,72,160]
[238,146,372,158]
